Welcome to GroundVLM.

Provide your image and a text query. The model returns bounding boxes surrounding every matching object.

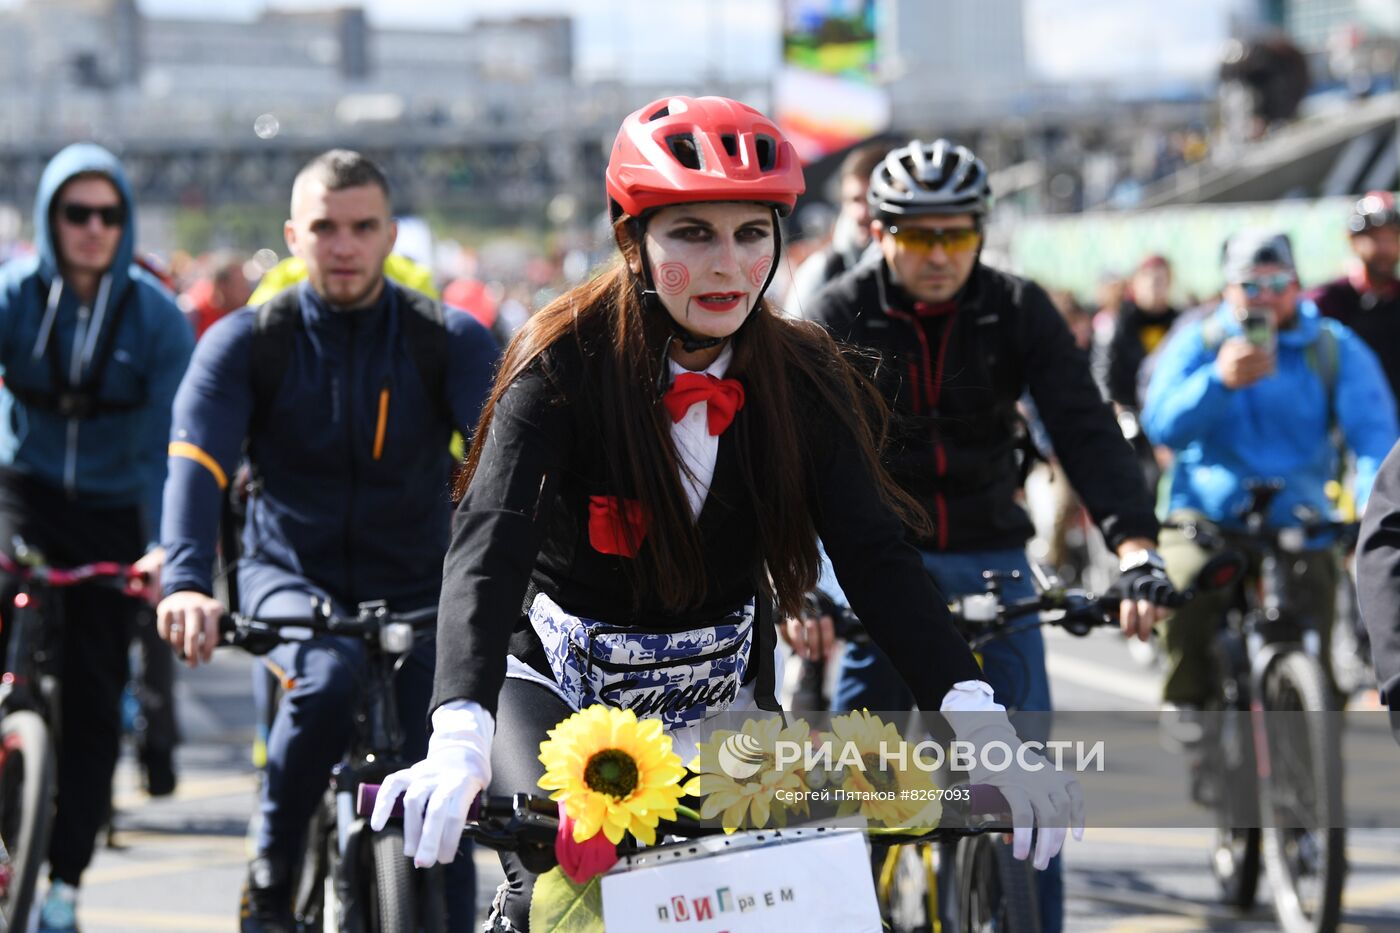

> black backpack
[249,284,450,434]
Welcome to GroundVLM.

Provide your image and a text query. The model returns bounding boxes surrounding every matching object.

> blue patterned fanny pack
[528,591,754,729]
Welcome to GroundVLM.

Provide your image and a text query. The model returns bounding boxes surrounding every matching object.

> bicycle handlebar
[355,782,1018,848]
[217,603,438,651]
[1162,514,1359,553]
[0,548,147,597]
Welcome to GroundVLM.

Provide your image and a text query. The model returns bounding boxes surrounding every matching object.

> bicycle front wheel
[1259,651,1345,933]
[370,827,417,933]
[0,709,57,931]
[953,834,1041,933]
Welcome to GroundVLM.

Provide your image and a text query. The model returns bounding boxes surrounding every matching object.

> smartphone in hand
[1238,305,1277,372]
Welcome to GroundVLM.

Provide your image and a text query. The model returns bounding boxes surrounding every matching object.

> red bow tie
[662,372,746,436]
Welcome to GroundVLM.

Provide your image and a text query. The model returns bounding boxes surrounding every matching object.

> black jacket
[1357,438,1400,707]
[430,330,984,717]
[1092,300,1180,408]
[804,257,1157,553]
[1309,276,1400,406]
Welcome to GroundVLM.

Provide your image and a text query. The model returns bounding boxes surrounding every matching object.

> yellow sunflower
[537,705,699,846]
[827,710,942,830]
[689,716,812,831]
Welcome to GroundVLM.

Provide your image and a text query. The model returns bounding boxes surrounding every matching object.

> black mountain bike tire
[0,709,56,932]
[954,833,1041,933]
[1259,650,1345,933]
[370,827,417,933]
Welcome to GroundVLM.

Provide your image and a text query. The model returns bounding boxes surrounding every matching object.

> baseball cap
[1221,230,1295,284]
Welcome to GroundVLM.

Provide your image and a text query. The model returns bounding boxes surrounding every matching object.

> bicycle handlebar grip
[355,783,487,822]
[967,784,1014,825]
[357,782,399,820]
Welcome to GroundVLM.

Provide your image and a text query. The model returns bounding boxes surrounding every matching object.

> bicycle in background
[0,539,146,931]
[1167,479,1352,933]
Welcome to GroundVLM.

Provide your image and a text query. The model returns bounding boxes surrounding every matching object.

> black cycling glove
[1107,559,1185,609]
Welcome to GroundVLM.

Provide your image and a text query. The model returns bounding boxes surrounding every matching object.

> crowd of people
[2,95,1400,933]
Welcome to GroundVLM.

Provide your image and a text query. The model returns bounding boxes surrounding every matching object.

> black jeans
[0,470,145,886]
[484,676,574,931]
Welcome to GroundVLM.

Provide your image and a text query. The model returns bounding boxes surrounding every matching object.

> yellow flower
[828,710,942,830]
[538,705,698,846]
[689,716,812,831]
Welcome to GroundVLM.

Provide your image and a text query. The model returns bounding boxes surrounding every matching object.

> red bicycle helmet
[606,96,805,219]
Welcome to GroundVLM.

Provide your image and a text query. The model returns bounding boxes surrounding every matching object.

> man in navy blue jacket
[0,143,192,932]
[156,150,498,932]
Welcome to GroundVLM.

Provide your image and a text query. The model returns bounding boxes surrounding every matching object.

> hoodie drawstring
[80,273,113,369]
[31,278,64,360]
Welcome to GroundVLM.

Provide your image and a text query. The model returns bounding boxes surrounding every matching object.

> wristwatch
[1119,549,1166,574]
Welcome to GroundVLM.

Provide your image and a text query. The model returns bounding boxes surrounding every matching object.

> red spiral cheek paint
[749,256,773,289]
[656,262,691,296]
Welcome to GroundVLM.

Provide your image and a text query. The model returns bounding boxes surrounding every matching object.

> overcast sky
[0,0,1249,84]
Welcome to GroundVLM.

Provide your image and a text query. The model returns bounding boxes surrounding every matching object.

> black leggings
[484,676,575,931]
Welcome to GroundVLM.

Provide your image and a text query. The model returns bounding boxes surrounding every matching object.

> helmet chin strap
[638,209,785,398]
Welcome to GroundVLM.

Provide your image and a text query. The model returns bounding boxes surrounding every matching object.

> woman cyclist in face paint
[371,96,1083,929]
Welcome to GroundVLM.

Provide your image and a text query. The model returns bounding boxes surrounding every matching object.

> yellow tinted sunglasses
[887,224,982,254]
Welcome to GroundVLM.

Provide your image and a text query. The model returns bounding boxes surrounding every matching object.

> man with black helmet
[1308,190,1400,402]
[799,139,1174,933]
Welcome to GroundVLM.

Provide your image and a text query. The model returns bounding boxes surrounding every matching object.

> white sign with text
[600,829,880,932]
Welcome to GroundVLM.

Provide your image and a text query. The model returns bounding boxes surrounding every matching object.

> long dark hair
[456,217,927,619]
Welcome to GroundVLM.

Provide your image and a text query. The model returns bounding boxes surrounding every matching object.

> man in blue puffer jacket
[1143,230,1397,737]
[0,143,193,931]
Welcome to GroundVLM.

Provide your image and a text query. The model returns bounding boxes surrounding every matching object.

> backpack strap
[249,286,303,439]
[10,283,142,420]
[1308,324,1340,432]
[397,287,452,428]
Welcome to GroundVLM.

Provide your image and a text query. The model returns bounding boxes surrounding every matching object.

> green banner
[1006,198,1360,303]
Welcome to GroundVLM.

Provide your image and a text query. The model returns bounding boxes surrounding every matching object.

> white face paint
[642,202,776,344]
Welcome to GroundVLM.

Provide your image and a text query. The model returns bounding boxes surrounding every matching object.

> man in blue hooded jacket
[1143,230,1398,735]
[0,144,193,931]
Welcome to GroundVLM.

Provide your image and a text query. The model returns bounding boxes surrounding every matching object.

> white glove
[941,680,1085,870]
[369,700,495,868]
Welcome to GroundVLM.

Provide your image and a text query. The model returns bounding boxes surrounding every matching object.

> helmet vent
[755,135,776,171]
[646,105,671,122]
[719,133,738,157]
[665,134,704,170]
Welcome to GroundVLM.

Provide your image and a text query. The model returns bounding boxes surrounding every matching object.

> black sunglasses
[59,202,124,228]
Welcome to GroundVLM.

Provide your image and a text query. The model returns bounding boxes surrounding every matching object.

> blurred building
[0,0,576,144]
[0,0,692,219]
[1281,0,1400,50]
[880,0,1032,130]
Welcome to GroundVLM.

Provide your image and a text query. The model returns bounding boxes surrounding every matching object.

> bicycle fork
[332,763,370,933]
